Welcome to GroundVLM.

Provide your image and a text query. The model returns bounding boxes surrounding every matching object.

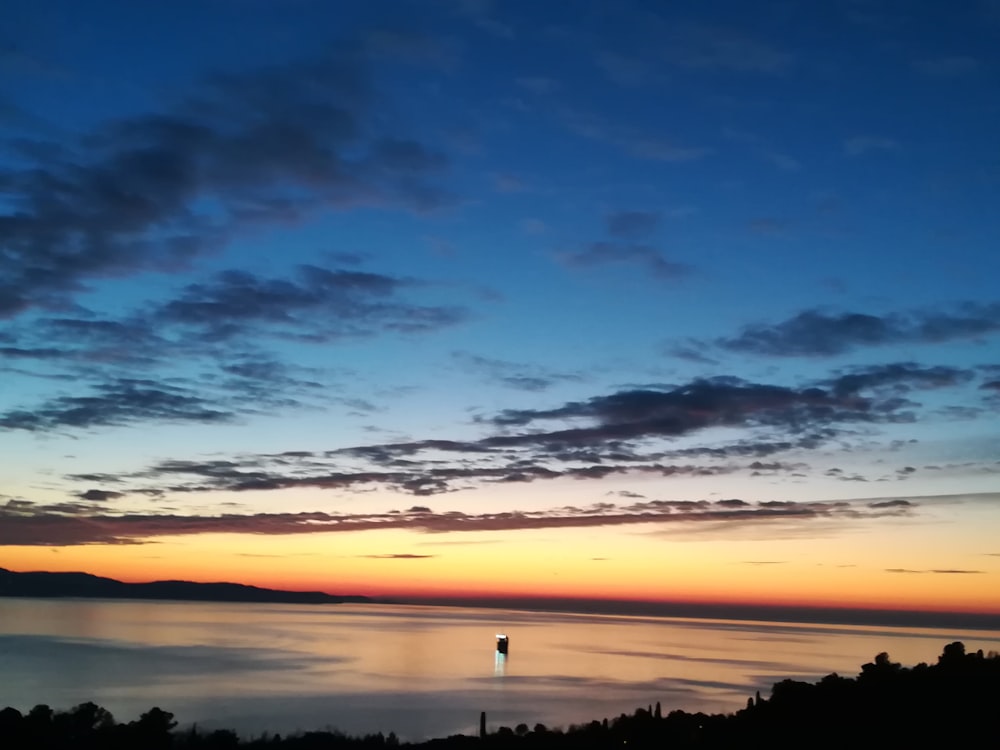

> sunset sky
[2,0,999,616]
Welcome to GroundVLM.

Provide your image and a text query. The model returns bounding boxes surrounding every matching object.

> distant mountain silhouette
[0,568,368,605]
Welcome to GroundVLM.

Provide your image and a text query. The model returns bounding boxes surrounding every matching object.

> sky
[1,0,999,617]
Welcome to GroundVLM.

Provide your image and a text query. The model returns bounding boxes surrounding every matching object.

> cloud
[451,352,582,391]
[930,569,985,574]
[606,211,660,239]
[0,379,234,431]
[611,490,646,499]
[361,553,436,559]
[659,437,824,461]
[0,346,67,360]
[157,265,468,342]
[561,242,691,280]
[670,345,720,365]
[121,454,744,498]
[885,568,985,574]
[867,499,913,509]
[713,304,1000,357]
[0,495,915,546]
[31,362,969,508]
[0,336,345,431]
[843,136,900,157]
[35,365,969,497]
[489,377,896,440]
[77,490,125,502]
[2,259,470,431]
[4,316,171,370]
[84,371,933,497]
[0,50,451,318]
[218,357,325,395]
[96,372,906,497]
[826,363,973,397]
[716,310,896,356]
[717,499,750,507]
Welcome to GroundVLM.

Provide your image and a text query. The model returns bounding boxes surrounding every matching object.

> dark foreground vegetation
[3,642,998,749]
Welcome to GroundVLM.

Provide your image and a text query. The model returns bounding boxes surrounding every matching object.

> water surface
[1,598,997,739]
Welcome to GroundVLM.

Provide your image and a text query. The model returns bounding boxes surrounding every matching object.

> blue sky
[2,1,999,609]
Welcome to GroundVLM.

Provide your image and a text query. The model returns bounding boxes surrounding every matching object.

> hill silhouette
[0,568,368,605]
[1,641,997,748]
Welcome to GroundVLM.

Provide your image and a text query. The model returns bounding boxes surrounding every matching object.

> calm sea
[1,598,998,740]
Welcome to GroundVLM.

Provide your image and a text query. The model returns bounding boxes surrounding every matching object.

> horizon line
[5,564,1000,631]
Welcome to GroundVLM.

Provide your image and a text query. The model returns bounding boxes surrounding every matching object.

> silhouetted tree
[205,728,240,749]
[26,704,53,726]
[0,707,24,747]
[938,640,966,665]
[130,707,176,749]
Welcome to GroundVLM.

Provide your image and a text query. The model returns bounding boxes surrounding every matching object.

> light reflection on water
[1,599,997,740]
[495,651,507,676]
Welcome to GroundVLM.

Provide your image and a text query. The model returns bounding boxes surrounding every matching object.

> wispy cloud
[558,207,689,278]
[19,360,974,502]
[0,379,234,431]
[825,363,973,396]
[0,495,916,547]
[885,568,985,574]
[702,304,1000,357]
[868,499,913,509]
[0,51,451,319]
[361,553,436,559]
[14,365,967,505]
[560,242,692,280]
[451,352,583,392]
[1,262,471,431]
[156,265,467,343]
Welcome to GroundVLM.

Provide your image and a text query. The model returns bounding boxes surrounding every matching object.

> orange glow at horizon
[3,519,999,617]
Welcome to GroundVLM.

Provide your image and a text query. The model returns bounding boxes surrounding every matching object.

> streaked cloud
[701,305,1000,357]
[0,495,916,547]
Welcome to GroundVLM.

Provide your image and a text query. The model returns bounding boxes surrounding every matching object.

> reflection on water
[494,651,507,677]
[1,599,998,740]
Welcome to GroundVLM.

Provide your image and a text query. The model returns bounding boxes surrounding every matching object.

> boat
[496,633,509,654]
